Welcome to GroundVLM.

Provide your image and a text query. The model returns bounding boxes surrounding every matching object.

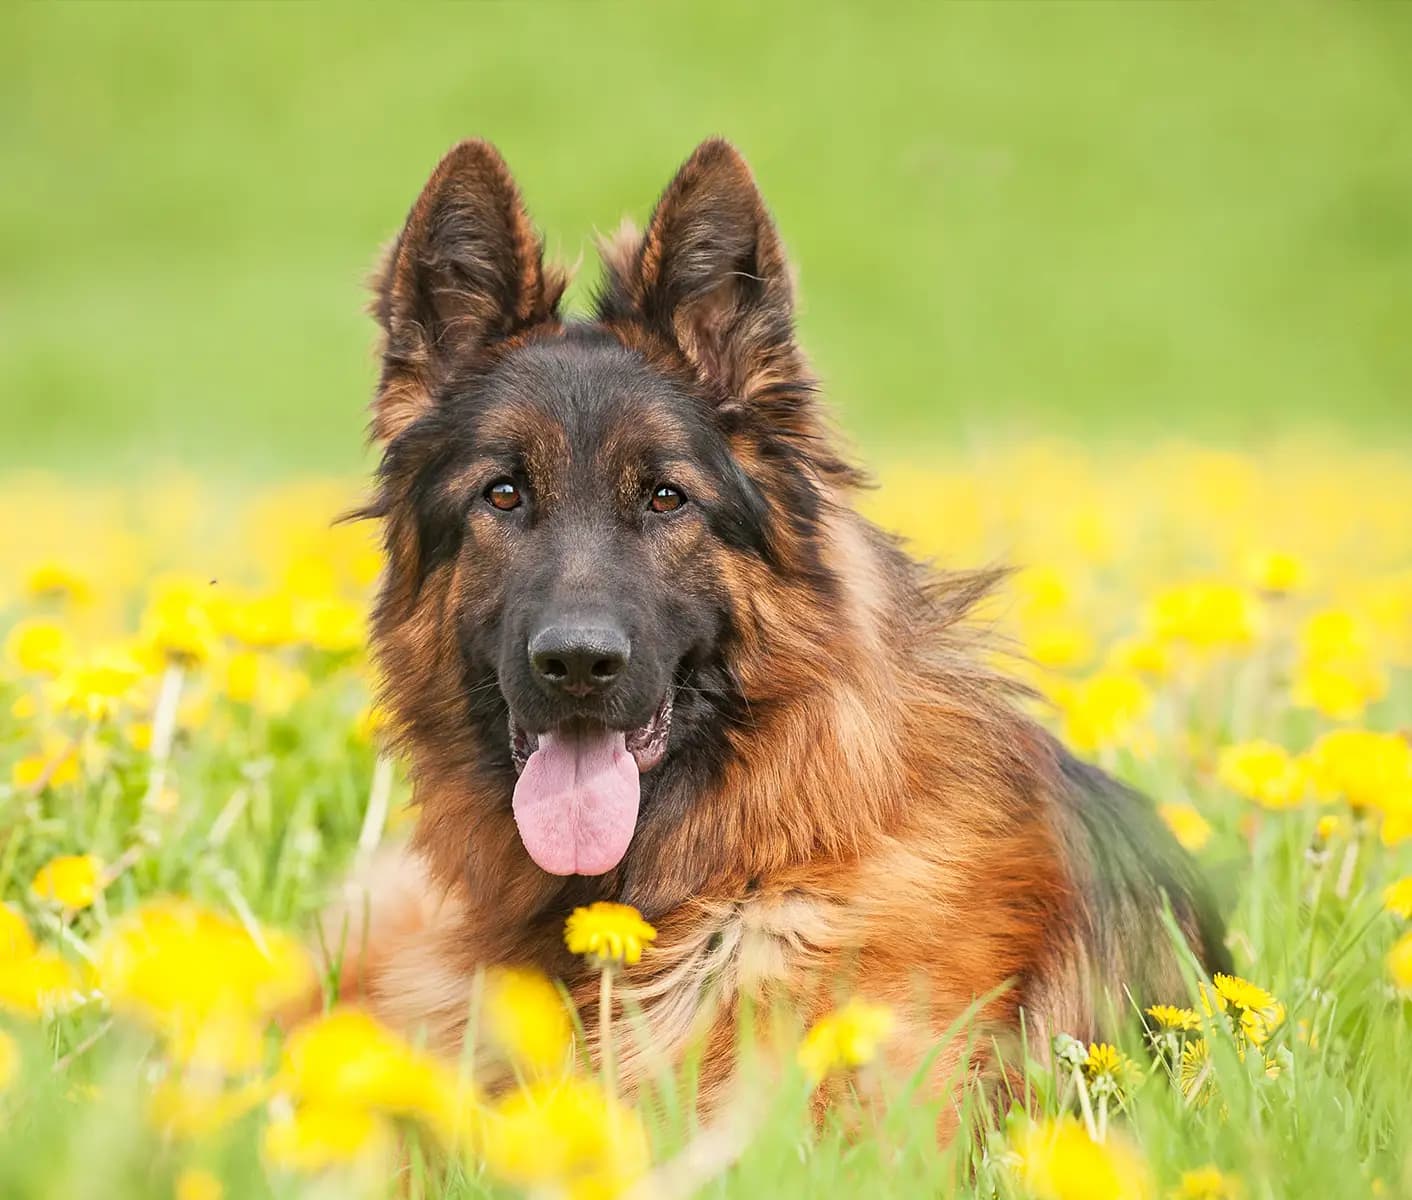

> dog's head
[366,139,856,880]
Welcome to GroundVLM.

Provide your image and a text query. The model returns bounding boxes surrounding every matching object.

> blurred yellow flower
[224,651,310,716]
[1159,803,1212,852]
[483,966,573,1076]
[1059,671,1153,756]
[1,905,36,960]
[565,902,657,967]
[1107,635,1173,680]
[1145,582,1263,652]
[1243,549,1308,596]
[1010,1114,1152,1200]
[263,1102,391,1174]
[278,1008,467,1135]
[1383,878,1412,920]
[0,947,83,1017]
[97,899,313,1073]
[4,617,75,675]
[11,737,80,790]
[1304,731,1412,841]
[217,590,298,649]
[48,644,148,721]
[25,561,94,606]
[1175,1164,1242,1199]
[1216,741,1307,810]
[147,1075,271,1139]
[1389,931,1412,995]
[481,1078,650,1200]
[296,596,365,654]
[31,853,104,910]
[140,576,222,665]
[1024,621,1097,671]
[797,997,895,1081]
[174,1168,223,1200]
[1292,610,1387,719]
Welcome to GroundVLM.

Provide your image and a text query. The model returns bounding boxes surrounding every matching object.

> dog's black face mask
[392,330,770,874]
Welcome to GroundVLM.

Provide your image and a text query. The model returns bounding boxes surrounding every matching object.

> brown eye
[649,484,686,514]
[485,480,522,511]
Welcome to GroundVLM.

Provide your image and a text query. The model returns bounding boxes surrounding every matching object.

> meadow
[1,443,1410,1199]
[4,3,1412,1198]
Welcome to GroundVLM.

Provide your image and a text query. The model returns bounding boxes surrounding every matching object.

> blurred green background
[3,2,1409,477]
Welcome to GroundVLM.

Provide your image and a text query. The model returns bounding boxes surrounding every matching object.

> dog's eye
[485,479,522,512]
[649,484,686,514]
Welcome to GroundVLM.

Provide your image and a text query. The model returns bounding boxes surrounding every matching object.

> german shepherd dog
[333,138,1228,1127]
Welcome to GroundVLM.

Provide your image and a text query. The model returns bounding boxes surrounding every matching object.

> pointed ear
[370,140,564,442]
[596,139,799,410]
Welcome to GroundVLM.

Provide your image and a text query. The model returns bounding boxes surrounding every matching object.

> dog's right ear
[370,140,564,443]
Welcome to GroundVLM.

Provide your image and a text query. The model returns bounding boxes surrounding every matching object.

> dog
[328,137,1228,1129]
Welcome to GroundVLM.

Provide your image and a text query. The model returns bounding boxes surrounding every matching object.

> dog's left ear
[597,139,801,413]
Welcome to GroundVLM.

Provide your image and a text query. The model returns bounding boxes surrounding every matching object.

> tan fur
[320,137,1224,1134]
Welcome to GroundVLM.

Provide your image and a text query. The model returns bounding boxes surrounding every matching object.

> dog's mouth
[506,691,673,877]
[509,690,673,775]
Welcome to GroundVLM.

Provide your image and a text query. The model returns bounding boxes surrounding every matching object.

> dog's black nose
[529,624,630,697]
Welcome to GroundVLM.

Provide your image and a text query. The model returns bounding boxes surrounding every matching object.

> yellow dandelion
[483,966,573,1076]
[278,1008,468,1135]
[1146,1004,1201,1033]
[1212,973,1284,1045]
[295,596,365,654]
[263,1103,392,1174]
[31,854,104,910]
[1243,549,1308,596]
[1175,1164,1242,1199]
[1107,634,1173,680]
[1010,1114,1152,1200]
[1159,803,1212,852]
[0,947,83,1017]
[1292,657,1388,722]
[10,737,80,790]
[147,1076,271,1139]
[140,576,223,665]
[174,1168,224,1200]
[48,644,149,721]
[1179,1038,1213,1105]
[481,1078,650,1200]
[4,617,76,676]
[1059,670,1154,756]
[223,651,310,716]
[564,902,657,967]
[1,905,36,961]
[1216,741,1307,810]
[1383,878,1412,920]
[1389,931,1412,995]
[25,561,94,606]
[97,899,313,1073]
[1305,730,1412,818]
[797,997,896,1081]
[1145,582,1263,652]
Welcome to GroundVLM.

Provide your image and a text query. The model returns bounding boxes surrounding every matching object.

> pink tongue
[512,728,641,876]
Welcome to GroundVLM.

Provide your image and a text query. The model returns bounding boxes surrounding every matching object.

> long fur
[324,138,1228,1134]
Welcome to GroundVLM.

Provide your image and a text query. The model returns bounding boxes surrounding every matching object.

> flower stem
[600,965,617,1097]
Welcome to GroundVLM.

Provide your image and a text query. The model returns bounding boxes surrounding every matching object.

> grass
[2,4,1411,1197]
[3,3,1412,475]
[0,443,1410,1197]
